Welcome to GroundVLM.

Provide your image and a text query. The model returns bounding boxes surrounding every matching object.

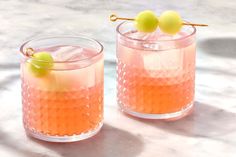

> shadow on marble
[197,66,236,76]
[0,63,19,70]
[0,129,48,157]
[125,101,236,138]
[0,74,19,92]
[198,37,236,58]
[27,124,143,157]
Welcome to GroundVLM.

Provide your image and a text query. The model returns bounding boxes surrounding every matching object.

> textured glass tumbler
[20,36,104,142]
[116,22,196,120]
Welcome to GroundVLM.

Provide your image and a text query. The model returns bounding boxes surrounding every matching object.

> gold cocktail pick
[25,47,35,57]
[110,14,208,27]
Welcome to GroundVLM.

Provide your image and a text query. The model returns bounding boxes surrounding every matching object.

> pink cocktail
[117,22,196,119]
[20,36,103,142]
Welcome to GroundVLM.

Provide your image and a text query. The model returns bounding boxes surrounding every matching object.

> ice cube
[143,49,183,72]
[53,46,84,61]
[143,52,161,71]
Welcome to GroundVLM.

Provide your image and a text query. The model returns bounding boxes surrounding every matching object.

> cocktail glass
[116,22,196,120]
[20,36,103,142]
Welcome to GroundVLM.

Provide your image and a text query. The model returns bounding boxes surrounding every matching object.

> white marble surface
[0,0,236,156]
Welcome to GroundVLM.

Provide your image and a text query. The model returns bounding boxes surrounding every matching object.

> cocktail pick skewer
[110,14,208,27]
[25,47,35,57]
[182,22,208,27]
[110,14,134,21]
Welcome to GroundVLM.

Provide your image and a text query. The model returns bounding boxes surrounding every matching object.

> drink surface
[117,30,195,114]
[21,45,103,136]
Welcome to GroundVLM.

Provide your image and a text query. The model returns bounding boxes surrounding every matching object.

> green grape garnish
[135,10,159,33]
[27,52,54,77]
[159,10,183,35]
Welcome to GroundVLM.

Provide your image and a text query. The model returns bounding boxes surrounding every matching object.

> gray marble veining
[0,0,236,156]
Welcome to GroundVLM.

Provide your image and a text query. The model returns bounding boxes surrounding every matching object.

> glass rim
[20,35,103,64]
[116,21,196,43]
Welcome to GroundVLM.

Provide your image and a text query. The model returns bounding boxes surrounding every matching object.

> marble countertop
[0,0,236,156]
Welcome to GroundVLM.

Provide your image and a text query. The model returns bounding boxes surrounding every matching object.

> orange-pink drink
[20,36,103,142]
[117,22,196,119]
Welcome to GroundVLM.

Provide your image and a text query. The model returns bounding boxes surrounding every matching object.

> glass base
[120,102,193,120]
[25,122,103,142]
